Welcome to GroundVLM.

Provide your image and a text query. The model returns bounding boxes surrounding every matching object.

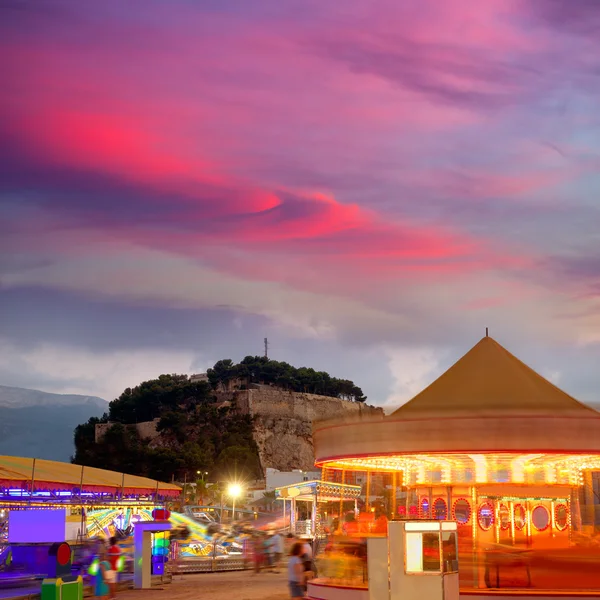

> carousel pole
[29,458,36,502]
[79,465,86,540]
[428,486,433,519]
[494,499,500,544]
[392,472,397,519]
[509,501,515,545]
[571,485,583,534]
[471,485,479,588]
[365,471,371,512]
[291,497,297,533]
[312,488,318,539]
[339,470,345,521]
[526,499,532,546]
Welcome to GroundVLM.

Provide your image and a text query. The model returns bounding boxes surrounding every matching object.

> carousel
[311,334,600,594]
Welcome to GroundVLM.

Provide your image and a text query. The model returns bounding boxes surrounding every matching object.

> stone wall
[95,419,160,443]
[235,389,384,472]
[94,389,384,474]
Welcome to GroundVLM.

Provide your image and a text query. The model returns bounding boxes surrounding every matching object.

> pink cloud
[2,0,596,312]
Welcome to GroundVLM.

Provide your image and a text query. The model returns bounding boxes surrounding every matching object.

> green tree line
[208,356,366,402]
[73,374,261,482]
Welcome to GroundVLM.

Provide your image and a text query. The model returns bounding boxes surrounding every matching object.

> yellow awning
[0,455,180,497]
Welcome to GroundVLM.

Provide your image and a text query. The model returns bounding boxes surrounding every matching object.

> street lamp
[228,483,242,522]
[196,471,209,505]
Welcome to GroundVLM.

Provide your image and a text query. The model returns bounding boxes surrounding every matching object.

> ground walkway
[120,571,289,600]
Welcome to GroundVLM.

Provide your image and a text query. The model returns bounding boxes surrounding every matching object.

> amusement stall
[0,456,180,590]
[310,335,600,594]
[275,480,361,539]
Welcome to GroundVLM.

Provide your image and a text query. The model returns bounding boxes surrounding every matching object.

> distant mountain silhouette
[0,385,107,462]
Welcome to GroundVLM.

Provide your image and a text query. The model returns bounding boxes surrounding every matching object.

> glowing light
[116,555,126,572]
[405,532,423,572]
[511,454,543,483]
[468,455,488,483]
[227,483,242,498]
[320,452,600,488]
[88,559,99,576]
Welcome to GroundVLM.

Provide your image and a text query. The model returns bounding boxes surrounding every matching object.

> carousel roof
[391,335,598,418]
[312,336,600,463]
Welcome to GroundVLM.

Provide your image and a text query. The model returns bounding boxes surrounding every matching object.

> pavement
[117,570,289,600]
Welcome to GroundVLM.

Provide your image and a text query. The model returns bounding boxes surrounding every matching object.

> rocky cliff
[232,388,384,471]
[95,388,384,473]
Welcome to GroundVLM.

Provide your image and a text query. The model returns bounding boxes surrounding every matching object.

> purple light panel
[8,509,66,543]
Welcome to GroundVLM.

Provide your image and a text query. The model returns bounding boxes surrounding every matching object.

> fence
[171,556,247,574]
[169,542,247,574]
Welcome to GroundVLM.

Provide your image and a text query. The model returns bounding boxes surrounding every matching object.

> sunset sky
[2,0,600,406]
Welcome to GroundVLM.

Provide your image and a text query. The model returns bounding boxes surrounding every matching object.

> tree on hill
[108,374,213,423]
[207,356,367,402]
[72,374,261,482]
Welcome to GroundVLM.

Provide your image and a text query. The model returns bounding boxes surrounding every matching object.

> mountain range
[0,385,107,462]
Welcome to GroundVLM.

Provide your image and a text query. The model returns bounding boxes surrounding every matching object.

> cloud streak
[2,0,600,403]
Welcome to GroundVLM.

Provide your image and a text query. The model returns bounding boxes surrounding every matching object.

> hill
[0,385,107,461]
[73,357,376,482]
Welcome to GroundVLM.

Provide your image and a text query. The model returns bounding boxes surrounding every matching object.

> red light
[56,543,70,566]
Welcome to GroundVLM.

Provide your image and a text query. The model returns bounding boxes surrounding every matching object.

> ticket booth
[367,521,459,600]
[133,520,171,589]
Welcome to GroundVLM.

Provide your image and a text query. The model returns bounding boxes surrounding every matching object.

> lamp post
[228,483,242,523]
[196,471,208,505]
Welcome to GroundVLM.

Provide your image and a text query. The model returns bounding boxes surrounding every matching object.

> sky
[1,0,600,407]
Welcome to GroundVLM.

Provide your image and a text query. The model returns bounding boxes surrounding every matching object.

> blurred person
[242,534,253,570]
[343,512,358,536]
[288,542,306,598]
[81,539,97,578]
[331,517,340,533]
[372,508,388,534]
[262,533,272,570]
[94,547,111,600]
[300,537,312,561]
[107,536,121,599]
[252,534,265,574]
[358,512,372,534]
[265,532,275,572]
[300,537,316,579]
[271,531,284,573]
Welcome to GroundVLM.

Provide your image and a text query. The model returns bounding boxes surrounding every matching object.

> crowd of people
[84,527,318,599]
[247,530,285,573]
[243,530,316,598]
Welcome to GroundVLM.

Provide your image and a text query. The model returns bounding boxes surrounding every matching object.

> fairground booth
[311,335,600,594]
[275,480,361,538]
[0,456,180,590]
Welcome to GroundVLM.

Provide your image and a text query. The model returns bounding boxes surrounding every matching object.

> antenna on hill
[485,327,489,337]
[264,337,269,359]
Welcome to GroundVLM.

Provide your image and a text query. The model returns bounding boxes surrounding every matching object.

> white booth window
[404,522,459,575]
[442,531,458,573]
[405,531,441,573]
